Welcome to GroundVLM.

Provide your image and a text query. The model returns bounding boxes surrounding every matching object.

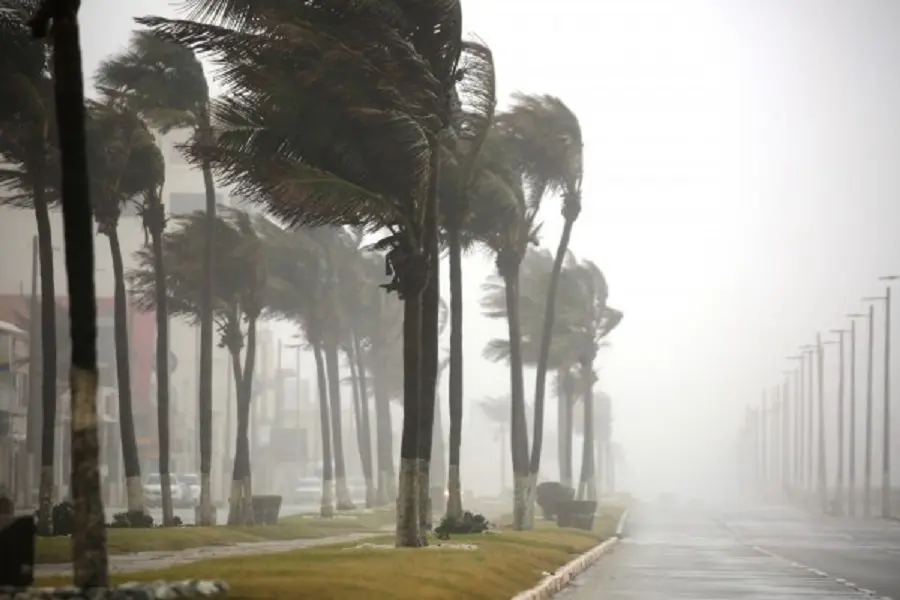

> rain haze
[3,0,900,596]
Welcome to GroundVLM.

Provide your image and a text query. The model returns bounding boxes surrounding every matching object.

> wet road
[564,505,879,599]
[720,505,900,599]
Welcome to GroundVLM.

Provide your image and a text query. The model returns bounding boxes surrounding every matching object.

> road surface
[563,505,878,599]
[720,505,900,599]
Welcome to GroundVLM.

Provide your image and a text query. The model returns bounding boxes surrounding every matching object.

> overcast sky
[76,0,900,498]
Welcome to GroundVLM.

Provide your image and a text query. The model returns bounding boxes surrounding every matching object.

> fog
[4,0,900,512]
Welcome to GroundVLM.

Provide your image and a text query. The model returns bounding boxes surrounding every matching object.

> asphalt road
[720,505,900,599]
[563,504,877,599]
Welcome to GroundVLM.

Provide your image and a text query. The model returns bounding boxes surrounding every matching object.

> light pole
[829,329,848,515]
[782,371,793,494]
[759,389,768,492]
[858,301,877,518]
[788,354,804,497]
[866,273,898,519]
[847,313,867,517]
[816,333,830,513]
[801,344,817,498]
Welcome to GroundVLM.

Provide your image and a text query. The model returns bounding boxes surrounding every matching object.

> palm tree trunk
[529,217,576,522]
[33,154,58,536]
[430,398,447,514]
[108,228,143,514]
[312,342,334,517]
[228,317,258,525]
[396,290,423,547]
[41,0,109,580]
[576,361,596,501]
[346,349,370,505]
[417,253,440,539]
[352,332,376,508]
[446,228,464,519]
[148,199,173,526]
[196,118,217,526]
[324,342,354,510]
[502,265,530,530]
[556,370,567,487]
[373,362,394,505]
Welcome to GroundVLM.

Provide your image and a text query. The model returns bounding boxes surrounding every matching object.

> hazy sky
[76,0,900,497]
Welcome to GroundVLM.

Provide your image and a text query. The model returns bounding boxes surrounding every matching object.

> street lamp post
[760,389,768,493]
[866,273,898,519]
[830,329,848,515]
[847,313,868,517]
[816,333,830,513]
[788,354,804,498]
[781,372,792,494]
[801,344,817,498]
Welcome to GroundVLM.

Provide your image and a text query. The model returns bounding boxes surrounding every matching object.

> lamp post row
[742,275,897,518]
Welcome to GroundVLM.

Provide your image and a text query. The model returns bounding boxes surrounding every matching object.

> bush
[434,511,491,540]
[536,482,574,520]
[50,501,74,537]
[110,510,155,528]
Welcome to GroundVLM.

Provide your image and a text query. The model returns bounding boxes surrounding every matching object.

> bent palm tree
[498,95,584,525]
[0,0,59,534]
[86,99,165,514]
[96,30,218,525]
[28,0,108,585]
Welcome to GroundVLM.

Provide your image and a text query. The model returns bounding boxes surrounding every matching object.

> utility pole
[788,354,804,499]
[830,329,848,515]
[801,344,817,499]
[847,313,867,517]
[816,333,828,514]
[781,373,792,495]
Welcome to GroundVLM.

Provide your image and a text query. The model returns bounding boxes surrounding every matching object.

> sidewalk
[36,530,388,578]
[562,506,871,599]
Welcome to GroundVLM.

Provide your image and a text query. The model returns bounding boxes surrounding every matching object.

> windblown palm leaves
[136,0,461,232]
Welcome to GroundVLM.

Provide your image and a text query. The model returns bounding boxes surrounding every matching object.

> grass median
[35,509,394,564]
[36,504,625,599]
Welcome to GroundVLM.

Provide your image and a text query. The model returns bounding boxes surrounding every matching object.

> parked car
[180,473,201,505]
[143,473,183,507]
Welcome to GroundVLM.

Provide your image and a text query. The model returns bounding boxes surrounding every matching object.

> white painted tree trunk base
[198,472,214,526]
[320,479,335,518]
[335,476,355,510]
[446,465,462,519]
[415,459,430,544]
[512,475,529,530]
[523,473,538,529]
[125,476,145,514]
[364,476,376,508]
[395,458,420,547]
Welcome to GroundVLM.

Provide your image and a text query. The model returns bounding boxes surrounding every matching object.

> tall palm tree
[439,40,496,520]
[258,220,335,517]
[96,30,218,525]
[139,0,463,546]
[0,0,59,534]
[86,99,164,514]
[136,182,173,525]
[497,95,583,525]
[477,128,543,530]
[28,0,108,585]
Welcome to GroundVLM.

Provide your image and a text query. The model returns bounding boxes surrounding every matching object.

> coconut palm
[95,29,219,525]
[86,98,165,515]
[438,40,497,519]
[28,0,108,585]
[498,95,583,515]
[129,208,267,524]
[138,0,463,546]
[258,220,335,517]
[0,0,60,534]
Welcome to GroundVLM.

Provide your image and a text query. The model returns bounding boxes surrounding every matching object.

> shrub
[110,510,155,528]
[50,501,74,537]
[434,511,491,540]
[536,482,575,520]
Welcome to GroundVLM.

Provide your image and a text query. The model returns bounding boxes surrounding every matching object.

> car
[143,473,183,507]
[180,473,201,505]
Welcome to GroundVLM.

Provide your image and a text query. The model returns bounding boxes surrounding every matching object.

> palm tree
[28,0,108,585]
[139,0,463,546]
[136,182,173,524]
[497,95,583,525]
[477,129,543,530]
[439,40,497,520]
[86,99,166,514]
[0,0,59,534]
[96,30,219,525]
[130,208,268,524]
[258,221,335,517]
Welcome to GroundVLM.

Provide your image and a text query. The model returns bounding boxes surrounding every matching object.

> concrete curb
[510,508,630,600]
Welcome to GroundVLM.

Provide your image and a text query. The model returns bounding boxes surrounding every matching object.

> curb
[510,508,630,600]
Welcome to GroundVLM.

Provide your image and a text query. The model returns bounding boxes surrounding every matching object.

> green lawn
[35,510,394,564]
